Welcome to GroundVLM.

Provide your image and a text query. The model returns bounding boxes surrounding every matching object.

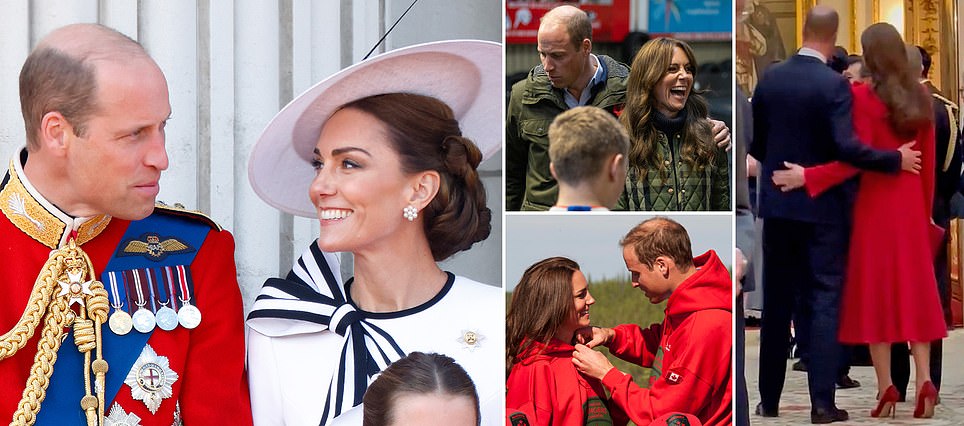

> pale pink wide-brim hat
[248,39,502,218]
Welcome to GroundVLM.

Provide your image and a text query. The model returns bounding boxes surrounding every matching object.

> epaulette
[153,201,222,231]
[932,92,958,111]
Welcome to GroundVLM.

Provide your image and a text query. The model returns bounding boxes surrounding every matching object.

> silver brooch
[125,345,178,414]
[105,402,142,426]
[457,329,485,351]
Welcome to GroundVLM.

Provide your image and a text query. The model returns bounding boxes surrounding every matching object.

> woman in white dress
[244,41,502,425]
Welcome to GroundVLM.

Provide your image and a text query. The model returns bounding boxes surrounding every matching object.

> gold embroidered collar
[0,149,111,248]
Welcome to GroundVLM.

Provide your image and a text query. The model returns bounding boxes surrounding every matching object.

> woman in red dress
[772,23,946,419]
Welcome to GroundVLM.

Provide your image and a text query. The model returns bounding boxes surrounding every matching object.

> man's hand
[572,344,616,380]
[898,141,922,174]
[771,161,805,192]
[573,326,614,348]
[711,119,731,151]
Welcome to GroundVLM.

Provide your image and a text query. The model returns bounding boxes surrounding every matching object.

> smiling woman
[505,257,628,426]
[618,37,730,211]
[244,40,504,426]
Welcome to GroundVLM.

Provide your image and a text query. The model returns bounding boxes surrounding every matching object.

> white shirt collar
[564,54,603,108]
[797,47,827,64]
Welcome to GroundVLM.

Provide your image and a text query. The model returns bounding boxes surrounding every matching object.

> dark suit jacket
[749,53,900,224]
[924,81,962,222]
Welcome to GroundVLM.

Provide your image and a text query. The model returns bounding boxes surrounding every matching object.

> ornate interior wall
[738,0,958,103]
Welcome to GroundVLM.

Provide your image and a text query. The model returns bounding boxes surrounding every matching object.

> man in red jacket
[0,23,251,424]
[572,217,732,425]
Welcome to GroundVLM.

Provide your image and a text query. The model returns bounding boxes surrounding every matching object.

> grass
[506,275,667,388]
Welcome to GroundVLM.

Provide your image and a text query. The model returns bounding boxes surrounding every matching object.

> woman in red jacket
[506,257,628,425]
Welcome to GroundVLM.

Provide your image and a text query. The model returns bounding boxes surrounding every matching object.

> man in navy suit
[749,5,921,424]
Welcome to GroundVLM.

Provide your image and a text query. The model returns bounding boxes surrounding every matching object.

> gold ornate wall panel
[749,0,958,104]
[938,0,957,104]
[796,0,818,47]
[905,1,941,84]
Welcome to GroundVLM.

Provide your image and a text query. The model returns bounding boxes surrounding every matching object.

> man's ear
[549,162,558,180]
[582,38,592,55]
[39,111,72,154]
[409,170,441,210]
[655,256,673,278]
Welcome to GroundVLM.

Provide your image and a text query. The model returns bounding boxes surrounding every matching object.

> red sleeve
[607,323,662,368]
[180,230,253,424]
[803,162,859,197]
[601,314,732,426]
[505,363,556,426]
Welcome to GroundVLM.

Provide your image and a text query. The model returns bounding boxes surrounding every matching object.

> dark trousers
[794,297,853,376]
[737,295,750,426]
[759,218,848,412]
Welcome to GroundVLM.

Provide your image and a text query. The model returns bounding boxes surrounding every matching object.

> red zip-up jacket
[507,339,628,425]
[602,250,732,426]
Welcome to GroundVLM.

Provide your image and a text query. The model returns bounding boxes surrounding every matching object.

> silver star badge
[105,402,142,426]
[125,345,178,414]
[457,329,485,351]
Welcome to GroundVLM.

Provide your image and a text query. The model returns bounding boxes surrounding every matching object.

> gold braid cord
[6,240,110,426]
[0,251,64,360]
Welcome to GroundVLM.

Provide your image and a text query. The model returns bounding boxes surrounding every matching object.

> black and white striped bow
[247,243,406,425]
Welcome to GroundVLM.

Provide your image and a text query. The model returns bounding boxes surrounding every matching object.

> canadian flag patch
[668,371,683,384]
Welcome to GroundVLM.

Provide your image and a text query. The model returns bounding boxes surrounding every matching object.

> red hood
[517,338,574,365]
[665,250,732,317]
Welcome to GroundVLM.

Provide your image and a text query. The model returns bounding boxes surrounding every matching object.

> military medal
[130,271,156,333]
[109,311,133,336]
[177,304,201,329]
[132,304,155,333]
[173,265,202,329]
[147,268,177,331]
[125,344,178,414]
[106,272,133,335]
[155,302,178,331]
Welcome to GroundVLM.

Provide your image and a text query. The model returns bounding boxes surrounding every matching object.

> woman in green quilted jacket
[617,37,730,211]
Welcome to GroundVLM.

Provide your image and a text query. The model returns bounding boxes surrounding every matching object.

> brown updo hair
[363,352,480,426]
[340,93,491,261]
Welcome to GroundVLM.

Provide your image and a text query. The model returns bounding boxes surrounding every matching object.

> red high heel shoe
[914,381,938,418]
[871,385,899,418]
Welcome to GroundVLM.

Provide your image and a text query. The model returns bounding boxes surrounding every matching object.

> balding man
[749,6,921,424]
[506,5,632,211]
[0,24,252,424]
[506,6,731,211]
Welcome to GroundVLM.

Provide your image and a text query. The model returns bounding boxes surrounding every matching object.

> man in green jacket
[506,5,730,211]
[506,5,629,211]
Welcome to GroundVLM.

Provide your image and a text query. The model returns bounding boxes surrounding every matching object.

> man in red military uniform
[0,23,252,425]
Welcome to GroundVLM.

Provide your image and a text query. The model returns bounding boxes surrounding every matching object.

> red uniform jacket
[0,152,252,425]
[506,339,628,426]
[602,250,732,426]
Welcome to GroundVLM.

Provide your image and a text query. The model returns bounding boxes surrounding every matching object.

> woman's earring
[403,205,418,221]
